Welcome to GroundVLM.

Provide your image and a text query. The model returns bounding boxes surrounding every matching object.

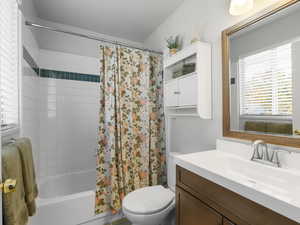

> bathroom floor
[106,218,131,225]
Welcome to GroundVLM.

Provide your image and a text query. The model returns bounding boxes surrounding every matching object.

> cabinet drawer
[176,166,298,225]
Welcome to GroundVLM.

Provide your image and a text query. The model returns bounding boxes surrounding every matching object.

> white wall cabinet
[178,74,197,106]
[164,42,212,119]
[165,74,197,107]
[165,80,179,107]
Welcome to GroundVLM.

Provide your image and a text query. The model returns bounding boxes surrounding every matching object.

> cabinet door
[223,218,235,225]
[177,188,222,225]
[165,80,179,107]
[178,74,197,106]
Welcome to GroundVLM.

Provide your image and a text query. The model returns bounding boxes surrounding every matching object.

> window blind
[0,0,19,131]
[239,43,292,116]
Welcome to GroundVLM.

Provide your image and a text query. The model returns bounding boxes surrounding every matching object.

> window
[0,0,19,132]
[239,43,292,117]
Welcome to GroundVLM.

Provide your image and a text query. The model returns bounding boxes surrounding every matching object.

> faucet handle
[270,149,281,167]
[251,140,263,160]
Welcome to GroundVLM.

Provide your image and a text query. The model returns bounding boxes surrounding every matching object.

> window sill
[1,126,20,139]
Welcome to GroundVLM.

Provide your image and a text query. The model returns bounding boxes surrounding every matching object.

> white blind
[0,0,19,131]
[239,43,292,116]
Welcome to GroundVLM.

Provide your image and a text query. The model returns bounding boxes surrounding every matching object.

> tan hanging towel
[2,144,29,225]
[16,138,38,216]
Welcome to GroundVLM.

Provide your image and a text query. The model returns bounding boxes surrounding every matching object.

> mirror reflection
[229,3,300,137]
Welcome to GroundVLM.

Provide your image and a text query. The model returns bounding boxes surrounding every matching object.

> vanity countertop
[174,150,300,223]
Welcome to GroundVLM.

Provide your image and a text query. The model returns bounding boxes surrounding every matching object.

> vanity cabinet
[177,188,222,225]
[223,218,235,225]
[176,166,298,225]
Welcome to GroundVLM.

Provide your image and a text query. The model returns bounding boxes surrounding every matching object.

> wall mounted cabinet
[164,42,212,119]
[165,73,197,107]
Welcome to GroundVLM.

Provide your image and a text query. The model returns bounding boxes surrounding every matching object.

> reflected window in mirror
[222,0,300,147]
[239,43,292,117]
[228,2,300,137]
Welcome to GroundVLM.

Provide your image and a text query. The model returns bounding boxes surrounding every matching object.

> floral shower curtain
[95,45,166,214]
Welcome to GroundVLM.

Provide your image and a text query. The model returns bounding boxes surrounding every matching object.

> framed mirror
[222,0,300,148]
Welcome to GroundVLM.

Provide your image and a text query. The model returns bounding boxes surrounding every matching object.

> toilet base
[122,186,175,225]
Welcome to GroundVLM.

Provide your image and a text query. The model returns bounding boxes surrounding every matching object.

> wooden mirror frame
[222,0,300,148]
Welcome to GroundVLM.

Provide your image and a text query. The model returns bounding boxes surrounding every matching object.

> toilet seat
[122,185,175,215]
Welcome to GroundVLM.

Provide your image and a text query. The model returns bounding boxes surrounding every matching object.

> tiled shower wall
[21,37,100,179]
[38,49,100,179]
[38,78,99,178]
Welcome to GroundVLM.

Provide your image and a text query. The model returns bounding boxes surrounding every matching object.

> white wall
[144,0,282,152]
[38,49,99,179]
[21,13,41,176]
[39,49,99,75]
[34,18,144,58]
[21,0,38,22]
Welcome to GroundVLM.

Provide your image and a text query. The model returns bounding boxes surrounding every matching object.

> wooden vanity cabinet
[223,218,235,225]
[176,166,298,225]
[176,188,222,225]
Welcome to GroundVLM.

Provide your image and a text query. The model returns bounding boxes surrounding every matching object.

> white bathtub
[29,170,120,225]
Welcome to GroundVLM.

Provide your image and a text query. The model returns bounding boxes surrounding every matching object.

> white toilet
[122,155,177,225]
[122,185,175,225]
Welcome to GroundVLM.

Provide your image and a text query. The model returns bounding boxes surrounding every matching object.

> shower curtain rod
[25,21,163,55]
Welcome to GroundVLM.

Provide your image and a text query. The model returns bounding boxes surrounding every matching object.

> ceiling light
[229,0,254,16]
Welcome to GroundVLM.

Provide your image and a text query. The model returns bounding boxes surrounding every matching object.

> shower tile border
[40,68,100,83]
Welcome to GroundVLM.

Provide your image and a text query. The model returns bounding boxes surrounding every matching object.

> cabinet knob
[174,91,180,94]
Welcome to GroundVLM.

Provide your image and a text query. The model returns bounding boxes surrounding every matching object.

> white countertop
[174,150,300,223]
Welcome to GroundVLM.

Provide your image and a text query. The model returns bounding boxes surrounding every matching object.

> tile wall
[38,49,100,179]
[39,77,99,178]
[21,36,100,179]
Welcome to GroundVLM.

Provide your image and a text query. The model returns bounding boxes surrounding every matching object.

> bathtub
[29,170,121,225]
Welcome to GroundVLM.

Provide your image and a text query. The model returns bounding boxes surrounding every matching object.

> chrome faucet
[251,140,281,167]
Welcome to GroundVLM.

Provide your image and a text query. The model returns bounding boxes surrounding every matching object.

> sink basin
[175,150,300,223]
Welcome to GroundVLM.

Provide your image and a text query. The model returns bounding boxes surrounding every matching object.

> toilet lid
[122,185,175,215]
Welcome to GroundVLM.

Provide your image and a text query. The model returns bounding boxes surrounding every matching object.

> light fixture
[229,0,254,16]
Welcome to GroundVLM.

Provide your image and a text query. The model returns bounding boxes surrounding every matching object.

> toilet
[122,154,176,225]
[122,155,176,225]
[122,185,175,225]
